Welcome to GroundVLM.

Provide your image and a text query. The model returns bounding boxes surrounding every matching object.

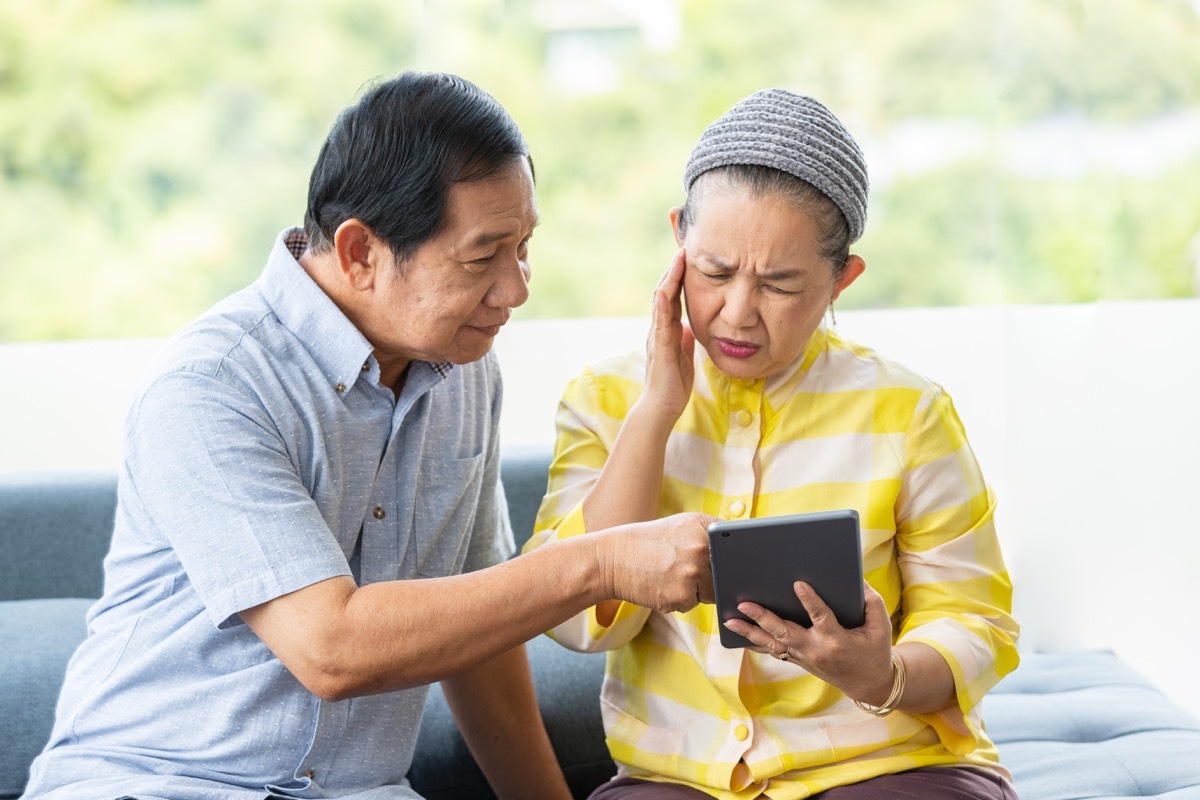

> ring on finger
[778,649,790,662]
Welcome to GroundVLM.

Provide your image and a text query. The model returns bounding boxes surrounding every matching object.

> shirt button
[734,723,749,741]
[736,409,753,427]
[729,500,747,517]
[304,768,315,779]
[361,361,371,372]
[373,506,385,520]
[335,382,346,393]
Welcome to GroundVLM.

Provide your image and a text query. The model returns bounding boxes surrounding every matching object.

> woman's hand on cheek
[725,581,896,703]
[637,248,695,425]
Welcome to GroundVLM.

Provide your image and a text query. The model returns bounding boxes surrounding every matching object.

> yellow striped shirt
[523,327,1019,799]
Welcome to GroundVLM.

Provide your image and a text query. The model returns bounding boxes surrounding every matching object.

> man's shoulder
[139,284,282,390]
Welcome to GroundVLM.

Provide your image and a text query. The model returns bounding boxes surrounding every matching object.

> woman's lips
[715,338,760,359]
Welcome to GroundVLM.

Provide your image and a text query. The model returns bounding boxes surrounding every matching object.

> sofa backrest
[0,447,553,603]
[0,472,117,602]
[499,444,552,551]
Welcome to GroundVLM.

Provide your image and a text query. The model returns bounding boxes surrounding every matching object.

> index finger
[657,248,686,289]
[656,248,686,297]
[735,601,792,640]
[793,581,836,629]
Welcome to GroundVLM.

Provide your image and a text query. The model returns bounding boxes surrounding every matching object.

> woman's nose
[718,280,758,329]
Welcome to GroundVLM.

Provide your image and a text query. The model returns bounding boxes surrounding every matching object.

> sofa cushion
[409,634,615,800]
[0,597,92,798]
[987,650,1200,799]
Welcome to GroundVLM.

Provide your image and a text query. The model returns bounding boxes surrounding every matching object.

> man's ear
[332,219,383,291]
[668,206,685,248]
[831,254,866,302]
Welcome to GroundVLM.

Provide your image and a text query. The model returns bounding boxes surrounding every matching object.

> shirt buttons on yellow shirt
[373,506,386,520]
[729,500,747,517]
[734,723,750,741]
[735,409,753,427]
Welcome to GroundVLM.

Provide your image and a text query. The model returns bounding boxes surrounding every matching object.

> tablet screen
[708,510,865,649]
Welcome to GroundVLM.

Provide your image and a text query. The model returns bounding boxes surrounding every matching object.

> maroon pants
[589,767,1018,800]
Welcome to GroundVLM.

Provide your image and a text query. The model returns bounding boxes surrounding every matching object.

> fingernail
[794,582,808,596]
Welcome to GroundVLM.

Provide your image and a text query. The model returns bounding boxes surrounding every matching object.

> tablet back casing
[708,510,865,649]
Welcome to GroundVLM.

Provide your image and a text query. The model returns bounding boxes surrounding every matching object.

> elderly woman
[523,90,1020,800]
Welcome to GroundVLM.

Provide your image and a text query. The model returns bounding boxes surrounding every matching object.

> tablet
[708,510,865,649]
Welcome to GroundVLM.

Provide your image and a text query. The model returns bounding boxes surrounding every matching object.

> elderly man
[21,72,713,800]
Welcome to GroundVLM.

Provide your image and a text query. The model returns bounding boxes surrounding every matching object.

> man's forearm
[242,534,607,700]
[441,644,571,800]
[243,513,712,701]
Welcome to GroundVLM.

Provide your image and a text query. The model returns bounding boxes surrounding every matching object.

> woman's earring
[827,302,837,329]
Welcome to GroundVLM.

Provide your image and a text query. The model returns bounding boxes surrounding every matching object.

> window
[2,0,1197,342]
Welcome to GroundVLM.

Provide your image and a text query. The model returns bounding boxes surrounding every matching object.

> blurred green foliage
[1,0,1198,341]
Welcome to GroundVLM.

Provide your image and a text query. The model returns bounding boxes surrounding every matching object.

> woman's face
[671,183,864,381]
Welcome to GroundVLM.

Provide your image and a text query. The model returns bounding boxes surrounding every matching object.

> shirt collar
[258,228,453,394]
[699,325,830,407]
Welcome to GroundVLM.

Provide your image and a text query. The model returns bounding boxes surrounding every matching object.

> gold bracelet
[853,652,907,717]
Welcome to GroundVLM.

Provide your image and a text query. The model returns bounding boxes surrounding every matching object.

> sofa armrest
[0,598,93,798]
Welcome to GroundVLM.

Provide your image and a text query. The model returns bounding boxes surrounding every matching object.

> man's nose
[487,256,530,309]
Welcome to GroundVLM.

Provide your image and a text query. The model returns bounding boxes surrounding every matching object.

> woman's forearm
[886,642,958,715]
[581,401,675,531]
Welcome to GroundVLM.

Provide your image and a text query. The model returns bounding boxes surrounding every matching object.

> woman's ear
[831,255,866,302]
[668,206,685,248]
[332,219,381,292]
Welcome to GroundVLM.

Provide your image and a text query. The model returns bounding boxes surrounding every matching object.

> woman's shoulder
[559,349,646,402]
[821,330,944,396]
[576,349,646,384]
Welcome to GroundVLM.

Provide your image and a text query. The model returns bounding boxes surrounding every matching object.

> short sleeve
[125,369,351,629]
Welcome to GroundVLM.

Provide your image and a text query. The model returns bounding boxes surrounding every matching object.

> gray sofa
[4,446,1200,800]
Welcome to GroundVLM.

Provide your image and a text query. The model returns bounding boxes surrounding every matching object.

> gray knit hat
[683,89,869,242]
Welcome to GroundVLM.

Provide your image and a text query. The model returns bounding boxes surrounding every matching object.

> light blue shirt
[23,229,514,800]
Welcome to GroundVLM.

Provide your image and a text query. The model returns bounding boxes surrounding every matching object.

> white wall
[3,300,1198,717]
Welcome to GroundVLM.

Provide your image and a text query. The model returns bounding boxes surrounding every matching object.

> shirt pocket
[413,452,485,578]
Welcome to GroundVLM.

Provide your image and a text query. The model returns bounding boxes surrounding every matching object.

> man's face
[362,159,537,376]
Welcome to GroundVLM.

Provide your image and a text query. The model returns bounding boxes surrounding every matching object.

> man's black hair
[304,72,532,262]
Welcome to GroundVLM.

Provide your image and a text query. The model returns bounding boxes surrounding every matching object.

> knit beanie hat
[682,89,869,243]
